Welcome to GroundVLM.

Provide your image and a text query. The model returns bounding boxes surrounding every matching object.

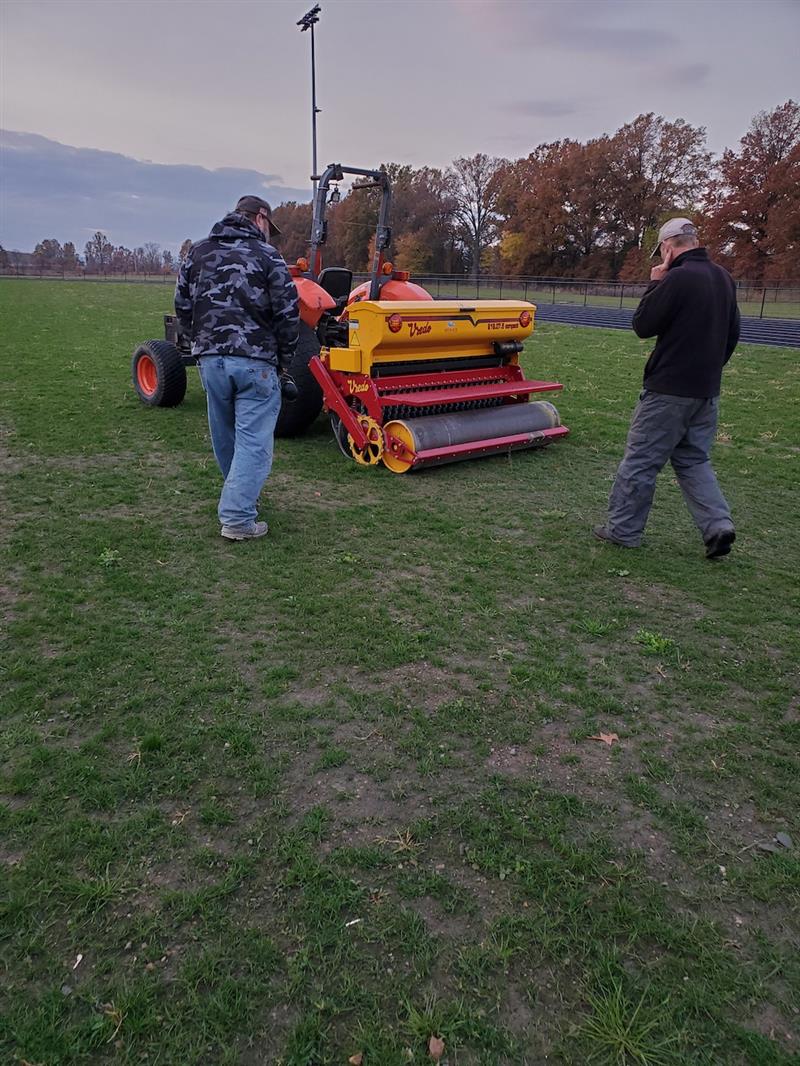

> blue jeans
[607,389,734,546]
[198,356,281,529]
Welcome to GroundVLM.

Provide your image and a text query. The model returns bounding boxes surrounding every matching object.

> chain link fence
[352,273,800,320]
[3,267,798,318]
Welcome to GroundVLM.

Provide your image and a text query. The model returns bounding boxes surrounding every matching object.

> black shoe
[593,526,636,548]
[705,529,736,560]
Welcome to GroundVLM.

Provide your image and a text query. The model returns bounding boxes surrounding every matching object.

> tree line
[4,100,797,283]
[272,100,798,283]
[0,234,178,275]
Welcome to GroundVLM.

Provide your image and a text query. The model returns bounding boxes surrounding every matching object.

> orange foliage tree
[704,100,800,281]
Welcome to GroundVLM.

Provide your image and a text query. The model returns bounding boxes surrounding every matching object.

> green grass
[1,278,799,1064]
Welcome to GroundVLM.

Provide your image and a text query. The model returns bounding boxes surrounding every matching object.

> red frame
[385,425,570,469]
[309,354,568,461]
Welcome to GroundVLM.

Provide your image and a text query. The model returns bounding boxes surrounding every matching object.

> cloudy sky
[1,0,798,251]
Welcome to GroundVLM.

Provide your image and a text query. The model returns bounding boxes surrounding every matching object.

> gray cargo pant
[606,389,734,547]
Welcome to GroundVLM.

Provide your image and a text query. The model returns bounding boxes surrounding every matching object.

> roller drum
[383,400,561,473]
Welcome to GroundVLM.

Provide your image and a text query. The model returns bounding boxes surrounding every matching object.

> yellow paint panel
[343,300,535,371]
[327,346,363,373]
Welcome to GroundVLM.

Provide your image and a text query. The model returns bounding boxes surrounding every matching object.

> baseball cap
[235,195,282,237]
[651,217,697,258]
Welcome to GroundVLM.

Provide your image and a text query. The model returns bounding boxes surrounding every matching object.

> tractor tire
[275,321,323,438]
[132,340,187,407]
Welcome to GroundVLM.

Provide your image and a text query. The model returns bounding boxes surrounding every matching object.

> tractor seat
[318,267,353,301]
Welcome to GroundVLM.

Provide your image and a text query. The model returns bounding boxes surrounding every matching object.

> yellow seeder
[310,297,568,473]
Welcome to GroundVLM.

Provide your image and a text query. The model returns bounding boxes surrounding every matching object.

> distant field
[2,279,798,1065]
[423,282,800,320]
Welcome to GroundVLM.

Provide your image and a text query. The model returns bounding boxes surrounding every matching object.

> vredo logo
[348,380,370,395]
[408,321,432,338]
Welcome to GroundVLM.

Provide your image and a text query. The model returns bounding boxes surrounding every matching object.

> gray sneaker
[220,521,269,541]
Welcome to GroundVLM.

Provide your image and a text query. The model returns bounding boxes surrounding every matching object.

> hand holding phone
[650,242,673,281]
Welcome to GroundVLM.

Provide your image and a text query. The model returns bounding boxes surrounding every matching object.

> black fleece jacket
[632,247,740,398]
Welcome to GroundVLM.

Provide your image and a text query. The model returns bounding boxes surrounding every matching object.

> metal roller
[383,401,563,473]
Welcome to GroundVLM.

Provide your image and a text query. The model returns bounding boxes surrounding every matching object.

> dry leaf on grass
[589,732,619,746]
[429,1034,446,1060]
[348,1054,363,1065]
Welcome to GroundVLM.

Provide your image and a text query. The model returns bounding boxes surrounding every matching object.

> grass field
[1,279,798,1065]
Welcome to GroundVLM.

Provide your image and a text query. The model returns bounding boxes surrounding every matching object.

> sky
[1,0,798,252]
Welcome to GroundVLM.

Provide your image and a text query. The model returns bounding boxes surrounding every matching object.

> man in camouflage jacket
[176,196,299,540]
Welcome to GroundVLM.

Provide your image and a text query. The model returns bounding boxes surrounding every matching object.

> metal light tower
[297,4,322,199]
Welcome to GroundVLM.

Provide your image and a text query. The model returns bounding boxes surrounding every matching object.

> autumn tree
[140,242,163,273]
[84,231,113,272]
[393,167,460,273]
[448,154,504,278]
[62,242,80,272]
[109,246,132,273]
[33,239,63,271]
[495,145,571,275]
[179,238,193,262]
[604,113,711,266]
[705,100,800,281]
[269,202,311,263]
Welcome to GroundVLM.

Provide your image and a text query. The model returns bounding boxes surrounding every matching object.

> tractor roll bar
[309,163,392,301]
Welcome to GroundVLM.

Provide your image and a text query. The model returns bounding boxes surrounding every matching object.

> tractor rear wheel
[132,340,187,407]
[275,322,323,438]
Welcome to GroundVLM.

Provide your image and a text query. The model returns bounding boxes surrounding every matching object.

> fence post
[499,276,503,299]
[551,283,555,304]
[619,284,624,309]
[760,288,767,319]
[583,283,588,307]
[455,277,459,299]
[524,280,528,301]
[476,274,480,299]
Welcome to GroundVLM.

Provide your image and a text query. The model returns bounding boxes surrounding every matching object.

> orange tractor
[131,164,568,471]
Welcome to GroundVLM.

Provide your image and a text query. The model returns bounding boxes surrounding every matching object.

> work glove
[279,370,299,400]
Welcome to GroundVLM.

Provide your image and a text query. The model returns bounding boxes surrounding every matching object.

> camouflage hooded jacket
[175,213,299,369]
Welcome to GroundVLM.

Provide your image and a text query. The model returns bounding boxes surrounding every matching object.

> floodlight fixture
[297,5,323,196]
[297,4,321,30]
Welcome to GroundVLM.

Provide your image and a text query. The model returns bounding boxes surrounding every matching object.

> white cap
[651,217,698,258]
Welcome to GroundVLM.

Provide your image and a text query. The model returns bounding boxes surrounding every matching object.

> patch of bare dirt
[268,470,382,512]
[621,579,707,620]
[284,760,436,851]
[486,745,535,776]
[404,895,474,940]
[743,1002,799,1047]
[702,799,780,854]
[440,860,517,923]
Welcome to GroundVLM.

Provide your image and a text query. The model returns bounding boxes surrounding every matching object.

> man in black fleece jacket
[594,218,740,559]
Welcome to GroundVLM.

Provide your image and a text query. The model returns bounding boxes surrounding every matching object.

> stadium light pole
[297,4,322,199]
